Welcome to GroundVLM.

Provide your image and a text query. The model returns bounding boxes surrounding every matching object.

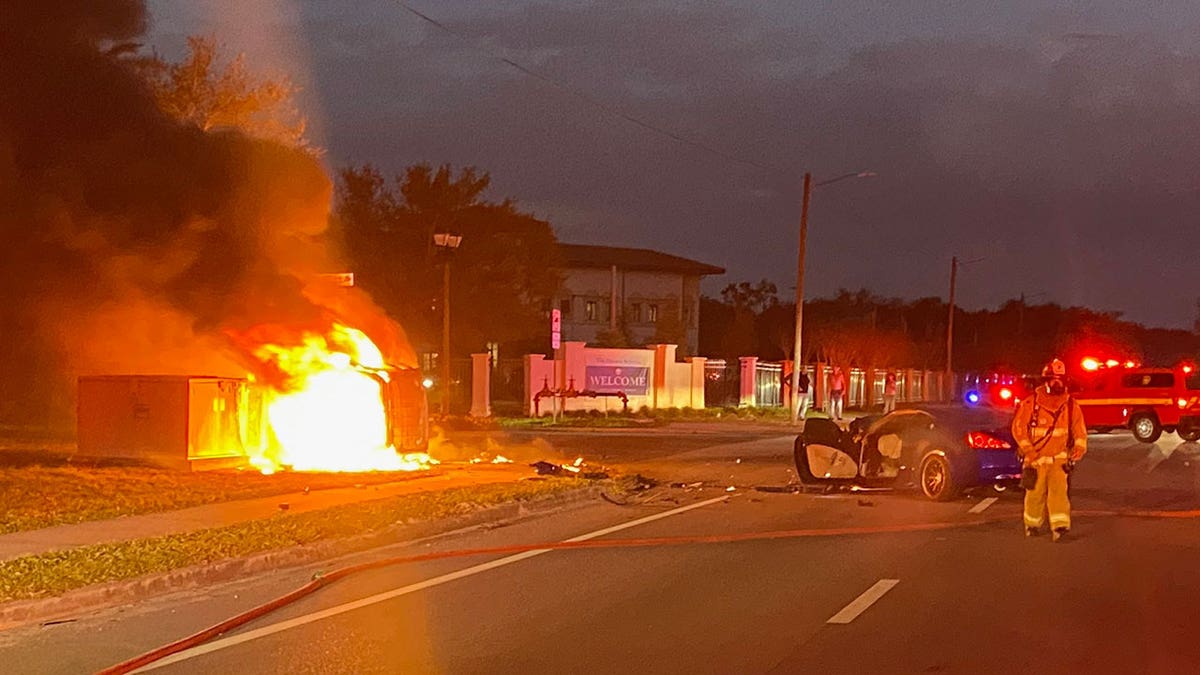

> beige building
[553,244,724,355]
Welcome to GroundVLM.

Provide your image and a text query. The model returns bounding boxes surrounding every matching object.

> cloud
[148,1,1200,327]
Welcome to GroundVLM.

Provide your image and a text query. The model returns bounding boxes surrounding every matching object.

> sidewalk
[0,465,532,562]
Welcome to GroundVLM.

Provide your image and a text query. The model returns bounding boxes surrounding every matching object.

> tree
[594,324,634,348]
[720,280,779,314]
[712,280,777,359]
[335,163,562,357]
[757,301,795,360]
[807,321,915,369]
[651,304,689,353]
[698,296,733,357]
[135,36,309,149]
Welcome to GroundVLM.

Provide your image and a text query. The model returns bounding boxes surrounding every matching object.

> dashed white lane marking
[139,495,730,671]
[827,579,900,625]
[968,497,999,514]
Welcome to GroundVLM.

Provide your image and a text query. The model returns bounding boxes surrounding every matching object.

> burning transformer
[77,324,432,473]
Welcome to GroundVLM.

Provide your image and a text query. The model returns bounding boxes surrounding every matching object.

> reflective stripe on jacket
[1011,391,1088,462]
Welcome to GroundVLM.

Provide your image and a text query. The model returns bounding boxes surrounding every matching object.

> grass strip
[0,467,434,535]
[0,478,585,602]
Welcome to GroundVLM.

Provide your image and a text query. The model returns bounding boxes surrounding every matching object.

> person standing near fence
[883,371,898,414]
[796,369,811,420]
[828,366,846,421]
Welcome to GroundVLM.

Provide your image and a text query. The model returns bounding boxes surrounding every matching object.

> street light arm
[815,171,876,187]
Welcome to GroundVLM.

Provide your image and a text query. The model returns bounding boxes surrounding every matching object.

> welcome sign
[586,366,649,395]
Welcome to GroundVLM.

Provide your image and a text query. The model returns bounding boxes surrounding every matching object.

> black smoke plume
[0,1,412,429]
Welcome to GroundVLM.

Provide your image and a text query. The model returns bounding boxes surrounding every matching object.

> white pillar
[688,357,707,409]
[739,356,758,407]
[469,353,492,418]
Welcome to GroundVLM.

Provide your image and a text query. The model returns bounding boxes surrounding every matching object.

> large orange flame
[250,324,434,473]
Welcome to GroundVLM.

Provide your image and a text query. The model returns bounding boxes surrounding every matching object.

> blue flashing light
[965,390,981,405]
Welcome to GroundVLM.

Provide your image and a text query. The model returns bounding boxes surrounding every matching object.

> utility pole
[789,171,875,425]
[945,256,957,398]
[1017,291,1046,339]
[944,256,984,400]
[1018,292,1026,337]
[790,173,812,424]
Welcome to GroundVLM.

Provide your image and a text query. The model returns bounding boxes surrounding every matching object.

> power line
[394,1,789,176]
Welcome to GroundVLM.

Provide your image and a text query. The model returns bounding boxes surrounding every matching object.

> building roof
[559,244,725,276]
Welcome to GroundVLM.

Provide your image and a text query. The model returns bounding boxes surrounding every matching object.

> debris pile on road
[469,454,514,464]
[529,456,609,480]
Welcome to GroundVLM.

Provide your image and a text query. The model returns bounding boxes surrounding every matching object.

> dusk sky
[147,1,1200,329]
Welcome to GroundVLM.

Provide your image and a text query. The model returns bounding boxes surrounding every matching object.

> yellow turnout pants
[1024,458,1071,531]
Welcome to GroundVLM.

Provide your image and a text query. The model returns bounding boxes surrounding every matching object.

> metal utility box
[77,375,264,470]
[383,367,430,452]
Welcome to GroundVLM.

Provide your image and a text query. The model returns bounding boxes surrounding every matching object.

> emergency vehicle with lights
[1072,361,1200,443]
[963,372,1030,409]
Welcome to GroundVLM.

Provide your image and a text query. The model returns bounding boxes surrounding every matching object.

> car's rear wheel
[1179,427,1200,443]
[1130,413,1162,443]
[919,453,960,501]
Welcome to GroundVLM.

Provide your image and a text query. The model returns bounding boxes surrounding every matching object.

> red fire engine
[1072,359,1200,443]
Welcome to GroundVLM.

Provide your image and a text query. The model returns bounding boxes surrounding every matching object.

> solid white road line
[968,497,999,514]
[826,579,900,625]
[139,495,730,672]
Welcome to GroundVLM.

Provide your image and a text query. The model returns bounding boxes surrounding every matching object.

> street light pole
[433,232,463,416]
[790,171,875,424]
[946,256,957,388]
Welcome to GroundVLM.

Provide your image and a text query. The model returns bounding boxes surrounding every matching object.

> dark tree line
[700,285,1200,372]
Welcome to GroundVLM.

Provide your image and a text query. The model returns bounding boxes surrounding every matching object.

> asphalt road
[4,423,1200,674]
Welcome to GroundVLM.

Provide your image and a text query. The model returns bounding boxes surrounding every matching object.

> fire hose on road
[98,504,1200,674]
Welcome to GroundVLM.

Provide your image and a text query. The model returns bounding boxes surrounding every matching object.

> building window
[647,304,659,323]
[630,303,642,323]
[585,300,598,321]
[559,298,572,316]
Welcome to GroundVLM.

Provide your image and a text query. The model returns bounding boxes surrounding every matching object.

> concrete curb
[0,485,607,631]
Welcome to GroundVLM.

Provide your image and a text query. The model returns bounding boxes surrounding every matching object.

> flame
[250,323,435,473]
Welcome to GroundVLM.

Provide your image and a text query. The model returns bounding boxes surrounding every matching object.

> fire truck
[1072,361,1200,443]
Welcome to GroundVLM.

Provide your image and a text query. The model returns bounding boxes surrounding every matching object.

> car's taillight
[998,388,1013,401]
[966,431,1012,449]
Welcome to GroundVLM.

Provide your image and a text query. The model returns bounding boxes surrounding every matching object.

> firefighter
[1011,358,1087,542]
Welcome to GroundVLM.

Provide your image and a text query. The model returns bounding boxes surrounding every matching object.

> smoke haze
[0,1,412,428]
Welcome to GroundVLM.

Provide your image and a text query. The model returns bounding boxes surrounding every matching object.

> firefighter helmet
[1042,358,1067,379]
